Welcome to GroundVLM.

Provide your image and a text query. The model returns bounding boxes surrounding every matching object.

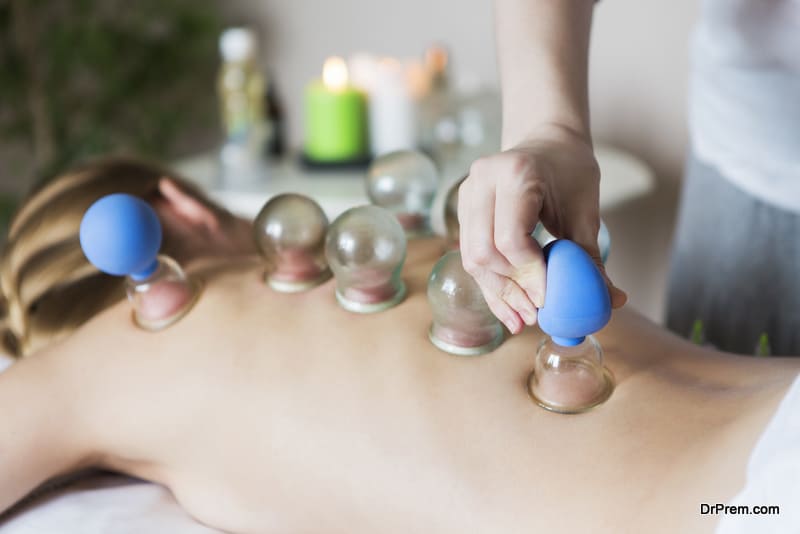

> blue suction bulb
[79,194,162,281]
[537,239,611,346]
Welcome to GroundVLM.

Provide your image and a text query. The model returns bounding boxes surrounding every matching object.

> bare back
[42,238,799,533]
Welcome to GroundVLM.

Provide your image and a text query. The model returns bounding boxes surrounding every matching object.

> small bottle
[418,44,459,163]
[217,28,267,186]
[264,77,286,157]
[426,44,449,92]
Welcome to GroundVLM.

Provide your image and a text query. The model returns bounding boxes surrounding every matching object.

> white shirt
[690,0,800,213]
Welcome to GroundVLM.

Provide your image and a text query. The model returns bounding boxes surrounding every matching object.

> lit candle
[304,57,368,162]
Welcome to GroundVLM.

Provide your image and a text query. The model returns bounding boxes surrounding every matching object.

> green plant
[0,0,221,185]
[689,319,705,345]
[755,333,771,357]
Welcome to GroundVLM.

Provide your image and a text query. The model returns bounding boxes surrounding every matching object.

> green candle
[304,57,368,162]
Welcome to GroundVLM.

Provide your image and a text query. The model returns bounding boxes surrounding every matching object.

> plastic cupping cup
[79,194,162,281]
[537,239,611,346]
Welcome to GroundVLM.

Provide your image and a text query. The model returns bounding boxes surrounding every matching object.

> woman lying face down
[0,160,797,533]
[0,158,254,356]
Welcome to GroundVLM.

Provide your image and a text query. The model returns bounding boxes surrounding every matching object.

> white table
[175,144,654,220]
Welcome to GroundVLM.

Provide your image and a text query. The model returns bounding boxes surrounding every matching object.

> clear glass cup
[366,150,439,237]
[427,251,504,355]
[125,255,200,330]
[253,193,331,292]
[325,205,407,313]
[527,335,615,414]
[442,177,463,250]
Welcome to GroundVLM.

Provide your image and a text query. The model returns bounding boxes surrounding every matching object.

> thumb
[571,226,628,310]
[597,259,627,309]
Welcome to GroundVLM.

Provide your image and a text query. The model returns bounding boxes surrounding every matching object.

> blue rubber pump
[79,194,162,281]
[537,239,611,347]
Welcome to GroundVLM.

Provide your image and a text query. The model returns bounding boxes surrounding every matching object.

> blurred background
[0,0,698,324]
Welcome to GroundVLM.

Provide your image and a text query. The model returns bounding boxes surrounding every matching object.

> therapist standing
[458,0,800,355]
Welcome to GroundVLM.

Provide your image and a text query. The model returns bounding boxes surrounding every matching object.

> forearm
[494,0,595,147]
[0,357,92,512]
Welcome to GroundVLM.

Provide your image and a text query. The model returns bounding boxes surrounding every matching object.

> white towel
[716,374,800,533]
[0,474,220,534]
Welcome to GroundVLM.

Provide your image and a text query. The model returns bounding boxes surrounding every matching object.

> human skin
[459,0,626,334]
[0,238,797,533]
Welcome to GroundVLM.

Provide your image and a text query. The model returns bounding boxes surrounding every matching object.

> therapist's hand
[458,125,627,334]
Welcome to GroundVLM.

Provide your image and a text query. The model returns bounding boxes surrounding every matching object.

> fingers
[457,171,511,284]
[458,166,533,332]
[605,276,628,309]
[472,270,532,334]
[493,171,547,309]
[458,147,627,339]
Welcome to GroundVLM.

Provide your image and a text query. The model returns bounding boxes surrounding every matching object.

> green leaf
[690,319,705,345]
[756,333,771,357]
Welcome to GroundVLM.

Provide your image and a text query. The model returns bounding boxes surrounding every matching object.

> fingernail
[532,292,544,309]
[505,315,522,334]
[520,306,537,325]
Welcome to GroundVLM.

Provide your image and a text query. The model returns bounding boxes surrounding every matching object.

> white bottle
[217,28,267,188]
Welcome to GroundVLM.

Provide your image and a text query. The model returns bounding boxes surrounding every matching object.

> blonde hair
[0,157,225,357]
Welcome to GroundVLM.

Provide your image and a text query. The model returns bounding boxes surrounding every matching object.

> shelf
[175,144,655,220]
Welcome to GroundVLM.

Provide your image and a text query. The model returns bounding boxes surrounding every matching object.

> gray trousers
[666,155,800,355]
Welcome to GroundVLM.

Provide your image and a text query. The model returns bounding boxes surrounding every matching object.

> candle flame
[323,56,348,91]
